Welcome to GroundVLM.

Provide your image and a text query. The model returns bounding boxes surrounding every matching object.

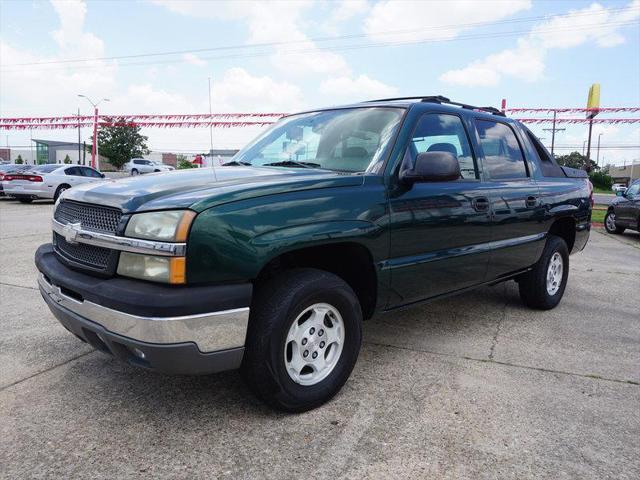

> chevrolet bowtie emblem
[62,222,82,244]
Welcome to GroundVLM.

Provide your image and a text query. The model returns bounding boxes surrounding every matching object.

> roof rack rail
[364,95,506,117]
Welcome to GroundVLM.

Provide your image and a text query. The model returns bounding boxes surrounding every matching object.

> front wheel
[518,235,569,310]
[242,269,362,412]
[604,210,625,234]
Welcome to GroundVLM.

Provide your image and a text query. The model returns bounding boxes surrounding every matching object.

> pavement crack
[0,351,96,392]
[0,281,38,291]
[364,341,639,387]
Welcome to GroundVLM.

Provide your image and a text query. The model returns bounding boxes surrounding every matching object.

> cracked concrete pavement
[1,198,639,479]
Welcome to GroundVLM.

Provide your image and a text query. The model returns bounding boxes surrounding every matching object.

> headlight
[117,252,186,284]
[125,210,196,242]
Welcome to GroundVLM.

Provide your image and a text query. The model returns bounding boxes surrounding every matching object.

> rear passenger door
[474,119,544,280]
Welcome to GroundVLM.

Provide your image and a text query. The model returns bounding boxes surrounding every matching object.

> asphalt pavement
[593,193,616,205]
[1,197,639,479]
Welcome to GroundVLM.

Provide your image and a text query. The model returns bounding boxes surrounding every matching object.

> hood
[62,166,364,213]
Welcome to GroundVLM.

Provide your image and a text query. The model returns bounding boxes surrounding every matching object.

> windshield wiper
[221,160,252,166]
[263,160,321,169]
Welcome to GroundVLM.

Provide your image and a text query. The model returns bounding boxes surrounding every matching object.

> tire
[518,235,569,310]
[604,210,625,234]
[18,198,33,204]
[131,169,139,176]
[54,184,70,202]
[241,268,362,412]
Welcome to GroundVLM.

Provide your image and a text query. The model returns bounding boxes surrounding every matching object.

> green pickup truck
[36,96,592,411]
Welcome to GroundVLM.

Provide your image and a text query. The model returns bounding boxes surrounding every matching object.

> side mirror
[400,151,460,184]
[616,190,624,197]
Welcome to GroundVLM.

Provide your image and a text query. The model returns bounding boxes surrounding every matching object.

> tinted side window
[524,127,564,177]
[477,120,528,180]
[81,167,101,177]
[407,113,477,180]
[65,167,81,176]
[133,159,142,165]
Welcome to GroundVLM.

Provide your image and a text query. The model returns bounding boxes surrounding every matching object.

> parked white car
[612,183,627,193]
[2,164,105,203]
[124,158,175,175]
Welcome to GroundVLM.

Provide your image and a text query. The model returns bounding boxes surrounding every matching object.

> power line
[3,6,635,68]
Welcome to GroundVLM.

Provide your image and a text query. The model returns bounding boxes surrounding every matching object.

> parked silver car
[124,158,175,175]
[1,164,105,203]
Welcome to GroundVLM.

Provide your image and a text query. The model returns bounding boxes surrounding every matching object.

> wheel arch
[548,216,576,253]
[255,241,379,320]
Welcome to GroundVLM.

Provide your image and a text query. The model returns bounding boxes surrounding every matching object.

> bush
[178,159,197,169]
[63,154,72,164]
[15,155,23,164]
[589,170,613,190]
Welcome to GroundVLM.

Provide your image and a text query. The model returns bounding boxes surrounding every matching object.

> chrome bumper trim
[38,274,249,353]
[52,218,186,257]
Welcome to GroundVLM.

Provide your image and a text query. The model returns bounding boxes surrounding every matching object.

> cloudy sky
[1,0,639,165]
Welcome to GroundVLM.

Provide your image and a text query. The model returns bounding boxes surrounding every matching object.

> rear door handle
[526,195,538,208]
[472,196,490,212]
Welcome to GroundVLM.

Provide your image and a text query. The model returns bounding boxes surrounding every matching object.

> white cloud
[531,1,639,49]
[331,0,369,23]
[210,67,305,112]
[440,0,639,87]
[364,0,531,43]
[319,74,397,102]
[439,39,545,87]
[182,53,207,67]
[151,0,350,77]
[50,0,104,57]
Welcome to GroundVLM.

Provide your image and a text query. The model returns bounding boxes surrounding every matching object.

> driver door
[387,113,492,307]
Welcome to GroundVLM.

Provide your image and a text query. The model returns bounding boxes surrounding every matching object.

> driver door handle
[472,196,490,212]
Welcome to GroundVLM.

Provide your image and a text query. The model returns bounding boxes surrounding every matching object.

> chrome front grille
[53,201,122,273]
[54,232,112,270]
[54,200,122,234]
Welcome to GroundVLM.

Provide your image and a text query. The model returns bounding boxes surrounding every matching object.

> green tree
[555,151,599,172]
[589,170,614,190]
[63,154,72,164]
[15,155,23,164]
[178,157,197,169]
[91,117,150,170]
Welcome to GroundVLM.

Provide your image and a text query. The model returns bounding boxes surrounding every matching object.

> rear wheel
[242,269,362,412]
[604,210,625,234]
[54,184,70,202]
[518,235,569,310]
[131,169,139,176]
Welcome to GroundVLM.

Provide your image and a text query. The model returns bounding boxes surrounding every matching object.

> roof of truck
[293,95,510,121]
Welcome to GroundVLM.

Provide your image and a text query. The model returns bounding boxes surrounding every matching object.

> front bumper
[36,244,252,374]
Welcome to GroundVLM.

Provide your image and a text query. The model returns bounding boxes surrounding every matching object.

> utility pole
[596,133,603,167]
[78,95,109,169]
[582,140,587,155]
[542,110,565,157]
[207,77,218,180]
[76,108,81,164]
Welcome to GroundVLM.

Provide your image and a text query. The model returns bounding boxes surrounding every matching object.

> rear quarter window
[476,120,528,180]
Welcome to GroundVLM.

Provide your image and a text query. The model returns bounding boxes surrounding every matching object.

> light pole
[596,133,603,167]
[78,95,109,169]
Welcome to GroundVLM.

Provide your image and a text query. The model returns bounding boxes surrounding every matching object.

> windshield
[233,107,404,173]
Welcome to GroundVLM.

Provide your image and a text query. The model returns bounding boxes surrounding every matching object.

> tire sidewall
[245,269,363,411]
[604,211,616,233]
[540,237,569,308]
[271,287,361,406]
